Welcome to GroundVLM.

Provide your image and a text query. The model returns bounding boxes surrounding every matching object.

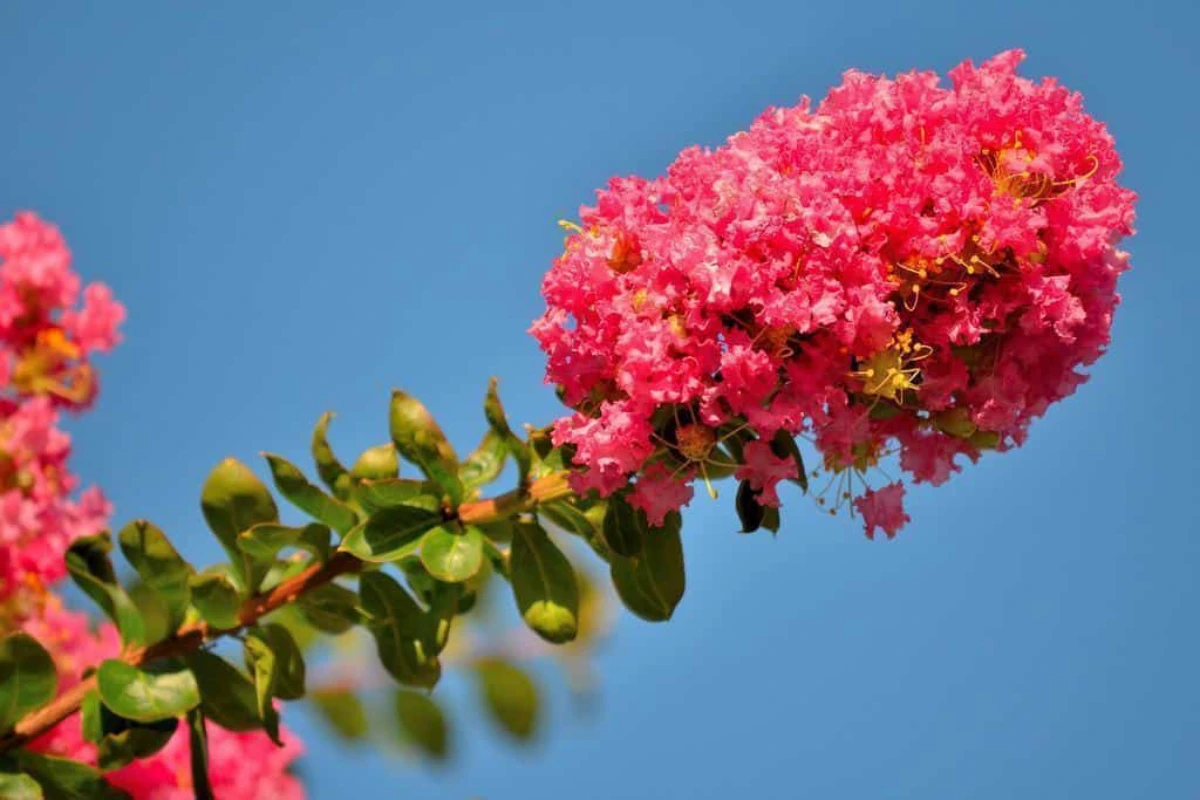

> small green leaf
[96,660,199,723]
[0,768,41,799]
[541,500,604,542]
[601,492,644,557]
[263,453,358,534]
[312,412,352,500]
[65,533,145,646]
[339,505,442,563]
[609,512,686,622]
[350,444,399,481]
[117,520,193,634]
[81,690,103,744]
[251,625,305,700]
[0,633,57,732]
[188,572,242,630]
[389,389,462,505]
[296,583,362,634]
[484,378,532,482]
[476,659,538,741]
[185,651,269,733]
[310,690,368,740]
[95,718,177,771]
[395,690,448,760]
[199,458,280,590]
[510,522,579,644]
[16,751,129,799]
[735,480,765,533]
[187,708,214,800]
[458,429,506,492]
[359,572,441,689]
[770,430,808,493]
[420,526,484,583]
[238,522,331,565]
[241,633,282,746]
[352,479,438,515]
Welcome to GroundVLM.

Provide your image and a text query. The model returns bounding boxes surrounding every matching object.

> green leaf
[735,480,765,534]
[81,690,103,744]
[350,444,399,481]
[458,429,506,492]
[510,522,579,644]
[0,633,57,732]
[185,651,269,733]
[188,572,242,630]
[339,505,442,563]
[352,479,438,515]
[601,492,644,557]
[241,634,282,746]
[187,708,214,800]
[96,660,199,723]
[541,500,604,542]
[484,378,532,482]
[310,690,368,740]
[296,583,362,634]
[16,751,129,799]
[263,453,358,534]
[248,625,305,700]
[95,718,177,772]
[117,520,193,634]
[199,458,280,590]
[395,690,448,760]
[359,572,441,689]
[770,430,809,493]
[312,412,353,500]
[609,512,686,622]
[65,533,145,646]
[238,522,331,565]
[475,659,538,741]
[420,525,484,583]
[389,389,462,505]
[0,768,41,799]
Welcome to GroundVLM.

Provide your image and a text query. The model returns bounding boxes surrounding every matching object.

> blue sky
[2,1,1196,797]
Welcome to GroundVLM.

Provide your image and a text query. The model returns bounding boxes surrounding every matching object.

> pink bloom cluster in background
[533,51,1136,536]
[0,213,303,798]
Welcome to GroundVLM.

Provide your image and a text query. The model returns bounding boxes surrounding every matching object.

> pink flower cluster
[533,51,1135,536]
[0,213,303,797]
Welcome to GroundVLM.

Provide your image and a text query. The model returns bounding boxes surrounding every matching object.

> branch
[0,471,574,753]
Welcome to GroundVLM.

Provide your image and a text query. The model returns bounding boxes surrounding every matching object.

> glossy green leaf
[0,768,41,799]
[248,625,305,700]
[263,453,358,534]
[296,583,361,634]
[458,429,506,491]
[16,751,129,799]
[238,522,330,565]
[476,659,538,741]
[117,520,193,633]
[95,718,177,772]
[350,444,399,481]
[735,480,765,534]
[351,479,437,515]
[199,458,279,590]
[241,633,282,745]
[601,492,644,557]
[65,533,145,646]
[609,512,686,622]
[185,650,269,733]
[80,690,103,744]
[96,660,199,723]
[395,690,448,760]
[0,633,57,732]
[510,522,579,644]
[187,708,214,800]
[770,430,809,493]
[359,572,441,689]
[188,572,241,630]
[389,389,462,505]
[484,377,532,481]
[420,525,484,583]
[541,500,604,542]
[339,505,442,563]
[312,412,352,500]
[310,689,368,740]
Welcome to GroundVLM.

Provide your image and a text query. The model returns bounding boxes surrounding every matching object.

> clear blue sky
[2,1,1195,797]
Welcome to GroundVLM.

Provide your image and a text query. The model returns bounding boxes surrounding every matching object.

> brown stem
[0,471,574,753]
